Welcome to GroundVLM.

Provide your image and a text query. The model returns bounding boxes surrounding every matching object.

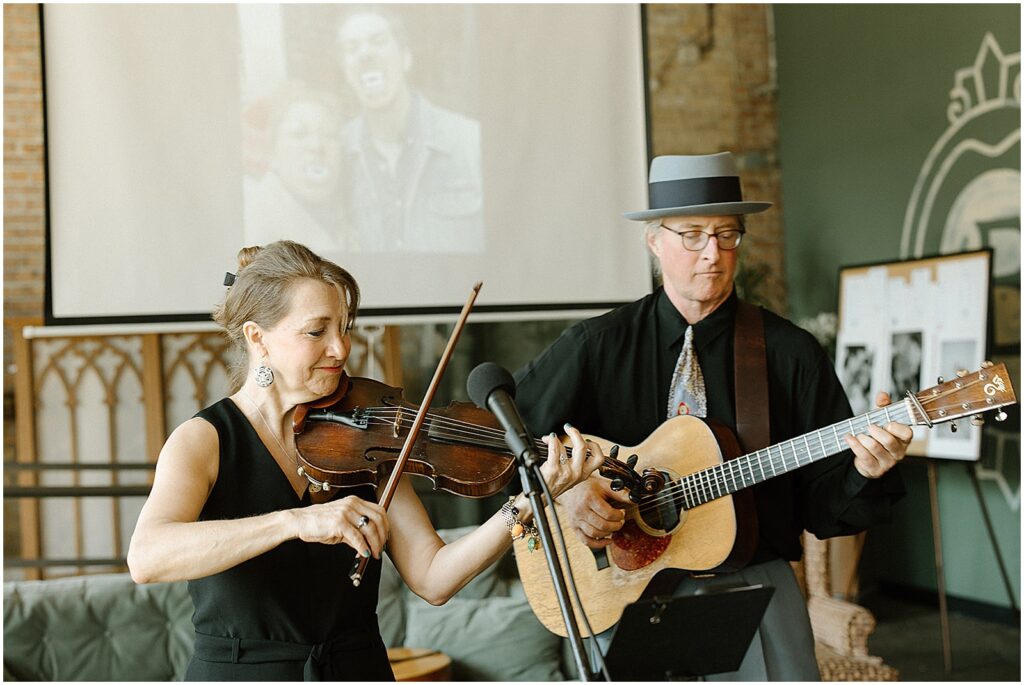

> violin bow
[350,281,483,586]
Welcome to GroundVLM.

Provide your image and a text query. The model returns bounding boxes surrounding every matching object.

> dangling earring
[254,357,274,387]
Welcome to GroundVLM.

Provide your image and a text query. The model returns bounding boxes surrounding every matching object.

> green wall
[775,4,1020,609]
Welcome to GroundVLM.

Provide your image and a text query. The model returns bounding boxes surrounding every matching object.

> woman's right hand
[291,495,389,559]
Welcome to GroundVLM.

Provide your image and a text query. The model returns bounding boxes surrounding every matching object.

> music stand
[603,585,774,681]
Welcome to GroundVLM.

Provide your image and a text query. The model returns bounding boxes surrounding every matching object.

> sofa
[3,527,576,681]
[4,527,898,681]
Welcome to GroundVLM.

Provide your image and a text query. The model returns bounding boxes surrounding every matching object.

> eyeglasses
[659,224,745,252]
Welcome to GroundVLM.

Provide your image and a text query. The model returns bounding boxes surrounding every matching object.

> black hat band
[648,176,742,210]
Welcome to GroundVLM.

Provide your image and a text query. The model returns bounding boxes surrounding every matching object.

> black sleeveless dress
[185,398,394,681]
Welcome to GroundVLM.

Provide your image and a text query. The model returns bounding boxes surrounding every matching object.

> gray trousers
[591,558,820,681]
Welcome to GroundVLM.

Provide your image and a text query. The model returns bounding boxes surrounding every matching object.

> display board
[42,4,651,324]
[835,250,992,460]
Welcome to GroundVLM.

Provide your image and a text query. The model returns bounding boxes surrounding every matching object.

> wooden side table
[387,646,452,681]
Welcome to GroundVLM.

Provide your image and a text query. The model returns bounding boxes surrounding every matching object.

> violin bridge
[393,409,403,438]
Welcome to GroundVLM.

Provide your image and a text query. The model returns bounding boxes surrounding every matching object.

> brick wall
[3,3,47,376]
[3,4,46,559]
[645,3,785,310]
[3,3,46,313]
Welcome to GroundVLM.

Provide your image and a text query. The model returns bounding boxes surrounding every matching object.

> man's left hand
[844,391,914,478]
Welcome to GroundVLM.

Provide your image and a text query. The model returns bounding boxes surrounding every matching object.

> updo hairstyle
[213,240,360,388]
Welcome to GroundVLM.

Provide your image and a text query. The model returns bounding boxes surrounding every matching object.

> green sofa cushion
[379,526,510,649]
[3,573,193,681]
[404,595,565,681]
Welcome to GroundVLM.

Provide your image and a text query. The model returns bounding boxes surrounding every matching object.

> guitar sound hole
[635,471,683,533]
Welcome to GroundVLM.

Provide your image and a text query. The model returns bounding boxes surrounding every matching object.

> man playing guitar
[513,152,912,680]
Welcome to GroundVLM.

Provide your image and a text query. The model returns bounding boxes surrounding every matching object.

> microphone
[467,362,541,465]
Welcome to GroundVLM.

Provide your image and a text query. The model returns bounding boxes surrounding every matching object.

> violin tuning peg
[609,479,625,491]
[981,360,994,368]
[626,454,639,469]
[609,445,620,459]
[995,410,1008,422]
[970,415,984,427]
[949,422,958,433]
[956,368,969,378]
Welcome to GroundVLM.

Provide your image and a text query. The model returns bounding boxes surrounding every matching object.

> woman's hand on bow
[291,495,389,559]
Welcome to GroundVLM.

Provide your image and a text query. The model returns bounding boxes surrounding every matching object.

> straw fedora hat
[624,152,772,221]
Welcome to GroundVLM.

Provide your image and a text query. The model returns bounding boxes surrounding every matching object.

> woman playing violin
[127,240,603,681]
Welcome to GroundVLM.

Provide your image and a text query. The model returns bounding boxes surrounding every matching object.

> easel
[834,250,1010,676]
[925,456,1019,675]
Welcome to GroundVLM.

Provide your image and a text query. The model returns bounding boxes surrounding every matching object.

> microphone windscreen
[467,362,516,409]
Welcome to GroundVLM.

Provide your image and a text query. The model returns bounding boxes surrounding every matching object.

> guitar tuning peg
[626,454,639,469]
[981,360,994,368]
[995,410,1008,422]
[609,445,620,460]
[970,415,984,427]
[956,369,969,378]
[949,422,958,433]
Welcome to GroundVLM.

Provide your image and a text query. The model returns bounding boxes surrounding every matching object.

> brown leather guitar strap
[733,301,770,451]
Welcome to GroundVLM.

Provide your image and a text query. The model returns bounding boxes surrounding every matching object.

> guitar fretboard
[674,400,914,510]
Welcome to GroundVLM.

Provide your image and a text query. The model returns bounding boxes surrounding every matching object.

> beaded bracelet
[500,496,540,552]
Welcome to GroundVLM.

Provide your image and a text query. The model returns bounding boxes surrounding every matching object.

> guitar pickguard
[609,520,672,570]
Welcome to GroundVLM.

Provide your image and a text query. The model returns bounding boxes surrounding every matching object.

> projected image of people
[336,8,484,253]
[243,84,348,253]
[890,331,923,398]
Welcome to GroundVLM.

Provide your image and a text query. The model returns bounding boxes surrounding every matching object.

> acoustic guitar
[514,363,1016,637]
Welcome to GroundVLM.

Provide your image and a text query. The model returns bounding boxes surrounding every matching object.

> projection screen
[43,4,651,323]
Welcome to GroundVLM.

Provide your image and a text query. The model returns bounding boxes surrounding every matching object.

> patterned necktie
[667,326,707,418]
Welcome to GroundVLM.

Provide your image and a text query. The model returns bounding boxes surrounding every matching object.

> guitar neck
[677,400,915,509]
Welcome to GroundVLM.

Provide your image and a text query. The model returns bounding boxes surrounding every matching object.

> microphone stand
[515,444,599,682]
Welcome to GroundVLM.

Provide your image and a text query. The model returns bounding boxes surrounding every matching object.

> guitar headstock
[908,362,1017,427]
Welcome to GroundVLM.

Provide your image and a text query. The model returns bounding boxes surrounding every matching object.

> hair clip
[223,272,236,287]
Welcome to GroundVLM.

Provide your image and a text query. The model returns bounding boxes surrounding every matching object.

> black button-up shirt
[514,289,904,561]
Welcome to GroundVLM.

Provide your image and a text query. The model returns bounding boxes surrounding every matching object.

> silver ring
[356,515,369,529]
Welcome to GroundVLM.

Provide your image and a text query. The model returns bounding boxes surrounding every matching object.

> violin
[292,372,654,500]
[292,372,517,498]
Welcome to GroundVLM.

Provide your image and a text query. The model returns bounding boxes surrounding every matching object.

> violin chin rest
[293,374,350,434]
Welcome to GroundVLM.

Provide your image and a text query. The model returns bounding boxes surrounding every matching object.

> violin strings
[349,407,673,516]
[355,408,640,484]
